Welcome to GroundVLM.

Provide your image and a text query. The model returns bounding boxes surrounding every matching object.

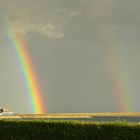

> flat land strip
[1,112,140,119]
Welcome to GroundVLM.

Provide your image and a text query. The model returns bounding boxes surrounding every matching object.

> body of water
[45,116,140,123]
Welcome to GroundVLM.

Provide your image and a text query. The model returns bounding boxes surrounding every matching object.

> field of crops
[0,120,140,140]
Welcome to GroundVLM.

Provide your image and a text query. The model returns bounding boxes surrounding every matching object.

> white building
[0,108,14,115]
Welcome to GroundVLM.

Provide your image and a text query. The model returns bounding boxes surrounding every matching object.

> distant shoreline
[10,112,140,119]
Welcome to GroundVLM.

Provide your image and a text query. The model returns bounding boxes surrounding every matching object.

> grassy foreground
[0,120,140,140]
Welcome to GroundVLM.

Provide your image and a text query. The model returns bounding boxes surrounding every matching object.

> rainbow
[93,1,134,111]
[107,47,133,111]
[6,24,46,114]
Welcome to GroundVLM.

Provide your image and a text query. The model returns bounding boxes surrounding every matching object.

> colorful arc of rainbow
[108,47,133,111]
[8,27,45,114]
[94,1,133,111]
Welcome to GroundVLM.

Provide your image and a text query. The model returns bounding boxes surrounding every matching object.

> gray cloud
[0,0,83,39]
[4,14,64,39]
[1,0,140,113]
[7,21,64,39]
[84,0,140,26]
[0,1,64,39]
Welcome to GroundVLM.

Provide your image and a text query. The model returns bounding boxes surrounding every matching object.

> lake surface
[45,116,140,123]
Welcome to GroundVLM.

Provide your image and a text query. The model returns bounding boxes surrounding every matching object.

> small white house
[0,108,14,115]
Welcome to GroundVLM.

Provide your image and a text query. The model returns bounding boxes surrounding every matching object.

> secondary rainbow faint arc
[7,24,46,114]
[93,1,133,111]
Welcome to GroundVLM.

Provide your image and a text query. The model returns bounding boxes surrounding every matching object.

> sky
[0,0,140,113]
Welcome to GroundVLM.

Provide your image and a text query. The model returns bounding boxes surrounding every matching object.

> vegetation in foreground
[0,120,140,140]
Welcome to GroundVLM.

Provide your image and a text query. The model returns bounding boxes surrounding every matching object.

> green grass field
[0,120,140,140]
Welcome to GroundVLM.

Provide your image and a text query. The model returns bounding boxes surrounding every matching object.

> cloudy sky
[0,0,140,113]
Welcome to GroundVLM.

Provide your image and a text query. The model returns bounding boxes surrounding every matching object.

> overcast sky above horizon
[0,0,140,113]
